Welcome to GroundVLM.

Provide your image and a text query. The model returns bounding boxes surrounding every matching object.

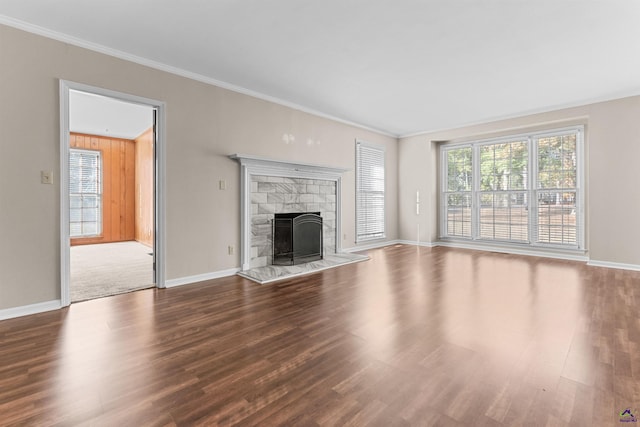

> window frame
[530,128,584,249]
[355,140,386,243]
[69,148,103,238]
[440,126,584,251]
[441,144,473,238]
[475,137,530,244]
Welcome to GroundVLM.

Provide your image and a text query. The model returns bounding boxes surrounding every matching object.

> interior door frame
[59,80,167,306]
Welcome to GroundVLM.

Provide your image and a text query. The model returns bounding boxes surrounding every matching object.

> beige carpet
[70,241,154,302]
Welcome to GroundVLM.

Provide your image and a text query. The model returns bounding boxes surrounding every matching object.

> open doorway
[60,81,166,305]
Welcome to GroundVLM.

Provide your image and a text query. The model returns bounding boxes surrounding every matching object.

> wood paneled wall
[134,128,154,248]
[70,133,136,246]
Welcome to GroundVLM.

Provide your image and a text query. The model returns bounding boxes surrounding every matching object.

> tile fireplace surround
[252,176,335,268]
[230,155,349,271]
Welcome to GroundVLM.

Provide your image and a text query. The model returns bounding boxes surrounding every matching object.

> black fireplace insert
[272,212,323,265]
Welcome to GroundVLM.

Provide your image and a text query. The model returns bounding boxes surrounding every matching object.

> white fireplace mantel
[230,154,349,271]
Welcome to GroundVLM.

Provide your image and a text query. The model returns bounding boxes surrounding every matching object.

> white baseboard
[343,240,402,253]
[396,240,436,248]
[433,240,589,262]
[587,260,640,271]
[0,299,61,321]
[164,268,240,288]
[344,240,436,252]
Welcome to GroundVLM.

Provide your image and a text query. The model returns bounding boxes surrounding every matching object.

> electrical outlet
[228,245,234,255]
[41,171,53,184]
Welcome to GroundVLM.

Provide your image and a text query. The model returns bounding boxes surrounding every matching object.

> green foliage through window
[441,128,582,249]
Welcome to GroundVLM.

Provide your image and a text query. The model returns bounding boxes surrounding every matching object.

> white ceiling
[69,90,153,140]
[1,1,639,136]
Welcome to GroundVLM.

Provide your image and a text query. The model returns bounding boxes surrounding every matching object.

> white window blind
[478,140,529,242]
[69,149,102,237]
[440,127,583,251]
[443,146,473,238]
[356,141,385,242]
[534,132,578,246]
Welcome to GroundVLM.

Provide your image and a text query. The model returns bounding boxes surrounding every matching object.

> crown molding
[399,90,640,139]
[0,15,397,138]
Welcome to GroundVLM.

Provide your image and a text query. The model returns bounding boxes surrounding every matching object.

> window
[441,127,583,250]
[444,146,472,238]
[535,132,579,246]
[69,149,102,237]
[356,140,385,242]
[478,140,528,242]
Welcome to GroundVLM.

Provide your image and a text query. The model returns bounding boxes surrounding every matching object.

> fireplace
[229,154,347,271]
[273,212,323,265]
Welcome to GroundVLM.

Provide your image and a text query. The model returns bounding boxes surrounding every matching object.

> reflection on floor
[238,252,370,284]
[70,241,154,302]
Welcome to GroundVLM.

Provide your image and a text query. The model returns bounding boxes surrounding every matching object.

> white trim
[69,148,103,237]
[435,240,588,262]
[155,99,168,289]
[439,126,585,250]
[399,92,640,139]
[527,136,536,245]
[0,300,61,321]
[229,154,349,271]
[229,154,349,177]
[587,260,640,272]
[60,80,167,306]
[343,239,401,253]
[439,142,473,240]
[355,140,387,243]
[441,126,584,149]
[0,15,395,138]
[397,240,436,248]
[165,268,240,288]
[576,127,585,250]
[60,81,71,306]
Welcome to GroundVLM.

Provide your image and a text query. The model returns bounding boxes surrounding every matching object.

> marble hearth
[238,252,369,284]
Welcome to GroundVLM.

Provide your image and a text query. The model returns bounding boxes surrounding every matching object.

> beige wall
[399,96,640,265]
[0,24,398,310]
[3,20,639,313]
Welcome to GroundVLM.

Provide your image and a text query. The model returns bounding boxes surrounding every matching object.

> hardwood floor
[1,244,638,426]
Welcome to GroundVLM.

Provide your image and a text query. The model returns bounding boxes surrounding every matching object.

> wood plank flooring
[1,244,639,426]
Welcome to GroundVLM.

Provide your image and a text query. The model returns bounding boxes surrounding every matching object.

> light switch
[219,180,227,190]
[41,171,53,184]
